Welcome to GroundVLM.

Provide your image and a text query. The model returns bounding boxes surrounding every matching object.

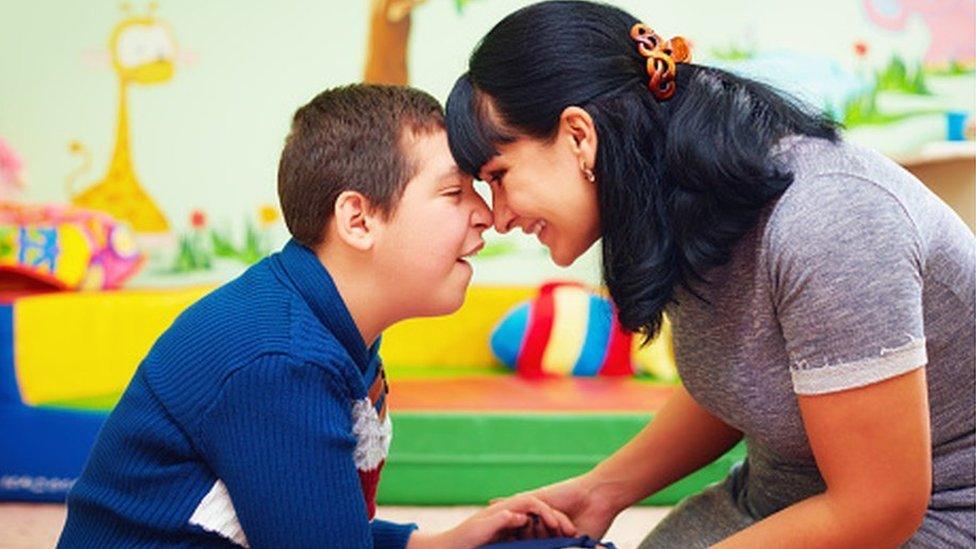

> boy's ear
[332,190,383,251]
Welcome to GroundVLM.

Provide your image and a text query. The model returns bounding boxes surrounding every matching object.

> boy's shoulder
[139,255,362,426]
[153,257,295,363]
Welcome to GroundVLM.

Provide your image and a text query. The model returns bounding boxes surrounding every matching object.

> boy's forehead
[422,160,466,188]
[407,129,464,181]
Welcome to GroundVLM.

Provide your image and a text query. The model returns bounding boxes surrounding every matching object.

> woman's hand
[494,473,621,540]
[492,386,745,542]
[406,493,576,549]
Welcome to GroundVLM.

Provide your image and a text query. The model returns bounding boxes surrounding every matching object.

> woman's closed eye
[487,170,506,187]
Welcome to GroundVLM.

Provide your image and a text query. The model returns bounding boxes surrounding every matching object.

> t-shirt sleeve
[194,355,416,548]
[768,174,927,395]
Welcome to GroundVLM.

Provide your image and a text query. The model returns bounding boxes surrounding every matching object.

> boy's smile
[372,129,492,317]
[457,239,485,267]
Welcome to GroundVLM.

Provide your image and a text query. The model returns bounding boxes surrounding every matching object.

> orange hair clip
[630,23,691,101]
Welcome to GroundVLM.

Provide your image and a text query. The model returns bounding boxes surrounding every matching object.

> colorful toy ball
[491,282,639,379]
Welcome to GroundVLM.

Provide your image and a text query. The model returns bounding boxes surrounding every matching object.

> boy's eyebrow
[436,165,465,184]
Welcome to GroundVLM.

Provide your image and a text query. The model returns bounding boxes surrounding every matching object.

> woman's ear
[332,191,381,251]
[560,106,598,169]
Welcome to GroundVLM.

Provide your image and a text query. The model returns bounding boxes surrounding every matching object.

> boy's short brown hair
[277,84,445,248]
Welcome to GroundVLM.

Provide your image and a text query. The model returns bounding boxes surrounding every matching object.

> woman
[445,1,975,547]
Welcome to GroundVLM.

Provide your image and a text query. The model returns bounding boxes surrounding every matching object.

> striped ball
[490,282,636,378]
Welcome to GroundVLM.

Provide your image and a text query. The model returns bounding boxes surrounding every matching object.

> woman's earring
[580,160,596,183]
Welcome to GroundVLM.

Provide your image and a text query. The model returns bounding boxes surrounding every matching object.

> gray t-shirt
[668,135,975,545]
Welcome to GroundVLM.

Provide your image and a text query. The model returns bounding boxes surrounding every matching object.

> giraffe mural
[68,3,176,234]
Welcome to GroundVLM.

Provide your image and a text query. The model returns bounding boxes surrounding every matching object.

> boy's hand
[406,494,576,549]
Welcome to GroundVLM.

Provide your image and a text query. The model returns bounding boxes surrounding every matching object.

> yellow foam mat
[14,286,213,405]
[379,286,536,370]
[13,286,536,405]
[13,285,673,405]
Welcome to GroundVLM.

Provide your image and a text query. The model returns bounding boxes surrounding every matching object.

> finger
[517,513,541,540]
[519,495,564,532]
[552,507,577,537]
[495,493,567,535]
[516,519,534,540]
[488,491,527,508]
[530,513,549,539]
[493,509,529,532]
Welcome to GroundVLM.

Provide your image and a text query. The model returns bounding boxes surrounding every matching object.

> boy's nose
[469,192,493,232]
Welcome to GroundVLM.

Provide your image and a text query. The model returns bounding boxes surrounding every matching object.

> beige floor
[0,503,669,549]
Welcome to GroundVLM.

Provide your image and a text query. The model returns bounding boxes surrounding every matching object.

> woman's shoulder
[765,136,930,240]
[755,136,937,274]
[772,135,920,201]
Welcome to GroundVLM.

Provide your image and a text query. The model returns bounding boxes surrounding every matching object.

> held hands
[497,474,621,540]
[406,493,577,549]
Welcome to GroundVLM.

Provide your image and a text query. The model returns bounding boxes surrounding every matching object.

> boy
[58,85,574,548]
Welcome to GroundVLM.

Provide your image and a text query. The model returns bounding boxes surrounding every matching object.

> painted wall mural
[708,0,975,143]
[863,0,975,67]
[0,0,972,288]
[364,0,428,85]
[67,3,176,235]
[356,0,976,282]
[0,139,25,199]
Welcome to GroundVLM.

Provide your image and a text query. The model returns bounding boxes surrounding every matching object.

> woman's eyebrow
[477,160,498,182]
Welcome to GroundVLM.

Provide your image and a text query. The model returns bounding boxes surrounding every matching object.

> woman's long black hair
[446,0,838,339]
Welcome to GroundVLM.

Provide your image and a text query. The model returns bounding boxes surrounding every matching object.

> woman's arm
[713,368,931,548]
[722,170,937,548]
[589,384,744,510]
[525,384,743,537]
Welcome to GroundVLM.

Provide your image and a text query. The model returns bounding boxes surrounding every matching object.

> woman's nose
[491,191,517,234]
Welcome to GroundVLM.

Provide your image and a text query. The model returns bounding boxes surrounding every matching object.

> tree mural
[363,0,474,84]
[364,0,428,84]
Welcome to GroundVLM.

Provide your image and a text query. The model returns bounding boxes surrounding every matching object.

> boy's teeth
[461,242,485,259]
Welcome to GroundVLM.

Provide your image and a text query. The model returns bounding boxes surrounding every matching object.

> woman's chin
[548,236,598,267]
[548,245,577,267]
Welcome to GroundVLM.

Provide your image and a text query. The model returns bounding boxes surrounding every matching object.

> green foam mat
[40,396,745,506]
[380,412,745,506]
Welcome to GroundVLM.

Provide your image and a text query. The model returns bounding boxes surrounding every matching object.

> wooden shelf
[893,141,976,168]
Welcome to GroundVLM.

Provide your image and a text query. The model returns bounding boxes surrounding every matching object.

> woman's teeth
[527,220,546,236]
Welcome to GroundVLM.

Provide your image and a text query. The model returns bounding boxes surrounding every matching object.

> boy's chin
[418,293,465,317]
[413,268,470,317]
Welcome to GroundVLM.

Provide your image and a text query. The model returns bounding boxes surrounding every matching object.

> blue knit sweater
[58,240,417,548]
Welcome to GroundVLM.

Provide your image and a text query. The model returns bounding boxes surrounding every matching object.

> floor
[0,503,670,548]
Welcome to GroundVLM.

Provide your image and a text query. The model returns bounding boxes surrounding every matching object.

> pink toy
[0,138,25,197]
[0,202,144,291]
